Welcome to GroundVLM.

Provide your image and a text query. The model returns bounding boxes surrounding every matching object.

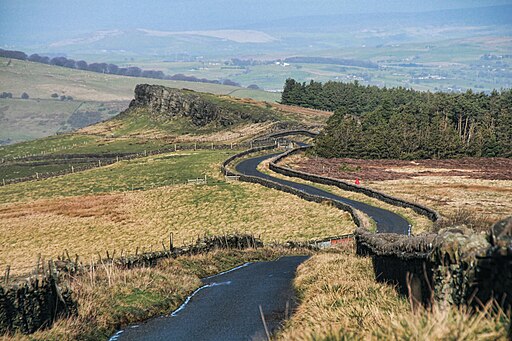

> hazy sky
[1,0,511,45]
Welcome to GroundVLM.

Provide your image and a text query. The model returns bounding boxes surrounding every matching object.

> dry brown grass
[276,246,510,340]
[81,120,278,143]
[367,176,512,230]
[0,182,354,276]
[272,103,332,127]
[289,154,512,229]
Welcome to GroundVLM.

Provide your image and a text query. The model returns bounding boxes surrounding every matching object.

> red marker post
[355,178,360,185]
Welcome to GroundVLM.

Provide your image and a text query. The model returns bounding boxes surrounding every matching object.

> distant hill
[245,5,512,32]
[0,57,279,144]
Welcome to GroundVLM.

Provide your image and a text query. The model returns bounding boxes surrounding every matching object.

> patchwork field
[0,150,354,276]
[286,153,512,230]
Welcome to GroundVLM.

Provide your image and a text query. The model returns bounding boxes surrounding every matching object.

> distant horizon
[1,0,511,49]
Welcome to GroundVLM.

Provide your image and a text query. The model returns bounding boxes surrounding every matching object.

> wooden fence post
[4,265,10,285]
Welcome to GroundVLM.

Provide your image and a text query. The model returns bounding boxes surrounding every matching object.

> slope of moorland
[0,86,345,276]
[0,57,280,144]
[285,153,512,229]
[0,85,329,162]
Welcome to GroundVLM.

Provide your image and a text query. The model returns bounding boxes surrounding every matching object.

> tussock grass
[276,246,510,340]
[6,248,290,341]
[435,207,497,232]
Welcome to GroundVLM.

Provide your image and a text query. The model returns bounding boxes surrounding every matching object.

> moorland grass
[277,245,510,340]
[259,158,433,233]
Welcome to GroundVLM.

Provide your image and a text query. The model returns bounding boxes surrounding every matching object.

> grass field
[368,177,512,230]
[0,58,279,103]
[0,98,126,144]
[259,157,433,233]
[0,149,354,276]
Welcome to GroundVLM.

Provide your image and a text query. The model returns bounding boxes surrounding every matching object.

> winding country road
[236,152,410,234]
[113,256,308,341]
[113,148,409,340]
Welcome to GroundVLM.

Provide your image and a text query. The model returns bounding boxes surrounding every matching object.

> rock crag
[129,84,271,127]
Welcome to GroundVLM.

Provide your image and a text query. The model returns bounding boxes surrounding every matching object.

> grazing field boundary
[269,146,441,223]
[0,139,284,186]
[226,139,511,313]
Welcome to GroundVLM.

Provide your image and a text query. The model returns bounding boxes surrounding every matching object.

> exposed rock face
[129,84,217,126]
[129,84,269,127]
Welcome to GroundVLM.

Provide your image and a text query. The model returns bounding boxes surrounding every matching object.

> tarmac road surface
[235,152,410,234]
[113,256,309,341]
[112,149,409,341]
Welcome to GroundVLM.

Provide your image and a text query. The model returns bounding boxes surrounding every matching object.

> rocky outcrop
[129,84,271,127]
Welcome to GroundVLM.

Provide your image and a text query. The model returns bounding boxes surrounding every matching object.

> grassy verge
[7,248,301,341]
[276,245,510,340]
[367,177,512,233]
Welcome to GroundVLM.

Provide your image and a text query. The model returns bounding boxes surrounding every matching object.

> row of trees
[0,49,241,86]
[0,92,29,99]
[282,79,512,159]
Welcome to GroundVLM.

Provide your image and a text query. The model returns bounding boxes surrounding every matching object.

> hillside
[0,84,345,278]
[0,85,330,182]
[0,57,280,144]
[0,84,509,339]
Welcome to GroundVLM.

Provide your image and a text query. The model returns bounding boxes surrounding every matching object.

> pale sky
[1,0,510,46]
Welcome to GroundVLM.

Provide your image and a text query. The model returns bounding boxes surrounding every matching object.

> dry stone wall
[221,145,370,230]
[265,143,511,309]
[269,146,441,222]
[356,217,512,309]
